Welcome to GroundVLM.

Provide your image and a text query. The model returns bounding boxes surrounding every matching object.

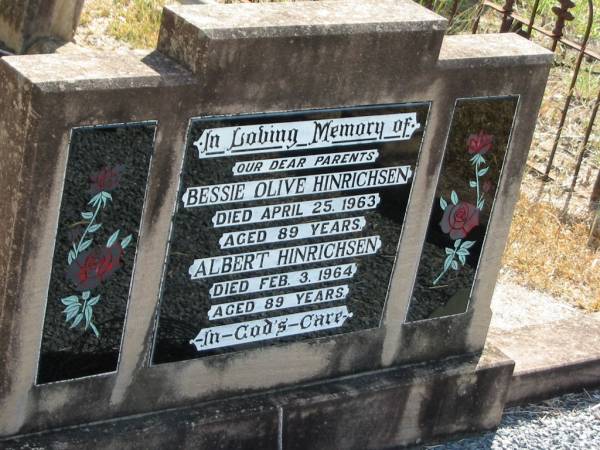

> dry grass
[79,0,293,48]
[503,195,600,311]
[107,0,166,48]
[79,0,112,27]
[79,0,171,49]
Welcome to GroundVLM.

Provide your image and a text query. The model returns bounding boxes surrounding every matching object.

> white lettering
[232,150,379,175]
[212,194,380,227]
[190,236,381,279]
[190,306,353,351]
[219,217,367,249]
[193,113,420,158]
[209,263,357,299]
[184,167,411,207]
[208,285,350,320]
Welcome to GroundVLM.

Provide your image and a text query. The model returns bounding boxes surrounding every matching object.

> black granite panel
[406,97,518,322]
[153,103,430,364]
[37,123,155,384]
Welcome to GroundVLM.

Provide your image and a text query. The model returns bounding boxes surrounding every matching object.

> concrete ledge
[489,314,600,405]
[0,346,513,449]
[0,50,196,92]
[438,33,553,69]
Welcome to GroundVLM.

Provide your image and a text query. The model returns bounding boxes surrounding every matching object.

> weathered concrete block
[0,0,84,53]
[281,346,515,450]
[1,397,280,449]
[0,345,513,449]
[157,0,446,100]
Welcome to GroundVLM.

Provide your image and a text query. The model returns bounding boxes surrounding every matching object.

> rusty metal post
[590,170,600,250]
[550,0,576,51]
[591,170,600,209]
[524,0,542,38]
[448,0,461,26]
[589,204,600,248]
[422,0,435,10]
[543,0,592,179]
[569,87,600,193]
[471,0,485,34]
[499,0,516,32]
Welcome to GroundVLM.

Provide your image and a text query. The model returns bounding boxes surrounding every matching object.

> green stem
[77,199,102,254]
[475,160,481,207]
[82,299,88,329]
[433,250,456,285]
[433,268,448,286]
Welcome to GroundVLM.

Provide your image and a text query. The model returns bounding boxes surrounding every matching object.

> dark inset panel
[37,122,155,384]
[152,103,430,364]
[405,96,518,322]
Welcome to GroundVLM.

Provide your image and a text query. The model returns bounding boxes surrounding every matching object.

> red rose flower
[467,131,493,155]
[440,201,480,240]
[90,165,124,194]
[67,244,123,291]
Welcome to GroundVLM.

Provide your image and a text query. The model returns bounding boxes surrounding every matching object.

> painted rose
[467,131,493,155]
[89,165,124,194]
[440,201,480,240]
[67,244,123,291]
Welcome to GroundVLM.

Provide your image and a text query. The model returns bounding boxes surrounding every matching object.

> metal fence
[434,0,599,214]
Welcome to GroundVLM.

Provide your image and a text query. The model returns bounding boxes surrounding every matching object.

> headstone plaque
[152,103,430,363]
[0,0,553,442]
[406,96,519,321]
[37,123,155,384]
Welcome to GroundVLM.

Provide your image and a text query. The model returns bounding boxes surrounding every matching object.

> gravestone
[0,0,552,448]
[0,0,84,54]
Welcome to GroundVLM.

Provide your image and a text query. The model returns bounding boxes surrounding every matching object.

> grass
[80,0,170,49]
[80,0,297,48]
[107,0,166,48]
[503,195,600,312]
[79,0,112,27]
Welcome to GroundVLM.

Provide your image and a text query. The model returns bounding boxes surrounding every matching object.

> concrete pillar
[0,0,84,54]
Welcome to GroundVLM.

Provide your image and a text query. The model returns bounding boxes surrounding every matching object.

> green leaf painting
[432,131,493,285]
[61,165,133,338]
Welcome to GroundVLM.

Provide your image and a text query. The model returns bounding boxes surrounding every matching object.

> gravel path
[426,389,600,449]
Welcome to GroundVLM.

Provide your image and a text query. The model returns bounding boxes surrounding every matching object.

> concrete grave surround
[0,0,551,445]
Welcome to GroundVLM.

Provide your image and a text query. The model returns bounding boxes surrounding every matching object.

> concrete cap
[162,0,447,39]
[0,50,196,91]
[439,33,554,69]
[157,0,447,80]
